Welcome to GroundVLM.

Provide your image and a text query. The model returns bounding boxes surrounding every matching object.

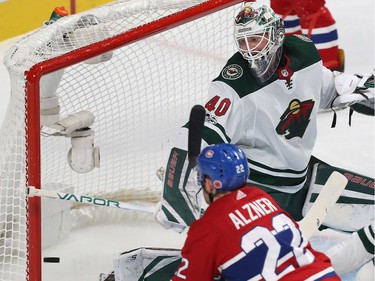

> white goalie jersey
[175,35,337,193]
[156,35,374,232]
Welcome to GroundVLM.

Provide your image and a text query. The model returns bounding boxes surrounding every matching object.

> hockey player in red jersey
[270,0,344,71]
[172,143,340,281]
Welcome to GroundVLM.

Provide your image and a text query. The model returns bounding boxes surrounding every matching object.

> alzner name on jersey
[229,196,278,230]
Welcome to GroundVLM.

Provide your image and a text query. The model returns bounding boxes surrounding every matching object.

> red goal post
[1,0,242,280]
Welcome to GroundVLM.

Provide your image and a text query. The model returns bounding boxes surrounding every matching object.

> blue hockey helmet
[197,143,249,191]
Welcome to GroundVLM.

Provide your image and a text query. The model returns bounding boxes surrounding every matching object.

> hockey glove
[332,71,374,109]
[350,72,375,116]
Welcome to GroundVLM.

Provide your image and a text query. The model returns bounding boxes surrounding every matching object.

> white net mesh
[0,0,241,279]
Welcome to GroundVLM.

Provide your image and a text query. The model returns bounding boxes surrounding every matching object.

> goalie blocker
[302,161,374,232]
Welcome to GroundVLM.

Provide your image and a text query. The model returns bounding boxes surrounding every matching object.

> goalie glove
[330,72,374,127]
[332,71,374,109]
[154,147,202,233]
[350,72,375,116]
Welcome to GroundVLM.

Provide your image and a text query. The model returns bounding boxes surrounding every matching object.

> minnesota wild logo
[235,7,258,25]
[276,99,315,139]
[222,64,243,80]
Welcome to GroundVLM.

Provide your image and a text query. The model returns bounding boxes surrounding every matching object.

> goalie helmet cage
[0,0,242,280]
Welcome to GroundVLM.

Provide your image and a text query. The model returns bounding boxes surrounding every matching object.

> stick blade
[188,105,206,167]
[299,171,348,239]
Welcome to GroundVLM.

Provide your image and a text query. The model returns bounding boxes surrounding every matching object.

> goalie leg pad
[355,259,374,281]
[113,247,181,281]
[302,162,374,232]
[325,220,374,275]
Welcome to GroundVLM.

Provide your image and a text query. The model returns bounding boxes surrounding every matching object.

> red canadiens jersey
[172,186,340,281]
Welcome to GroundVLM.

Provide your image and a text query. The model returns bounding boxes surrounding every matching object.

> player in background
[172,143,340,281]
[155,2,374,278]
[270,0,344,71]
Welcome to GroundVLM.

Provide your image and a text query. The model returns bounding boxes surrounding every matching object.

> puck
[43,257,60,263]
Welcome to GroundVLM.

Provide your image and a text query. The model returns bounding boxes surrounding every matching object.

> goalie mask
[197,144,249,191]
[234,3,285,83]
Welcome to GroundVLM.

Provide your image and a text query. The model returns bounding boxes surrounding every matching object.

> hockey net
[0,0,242,279]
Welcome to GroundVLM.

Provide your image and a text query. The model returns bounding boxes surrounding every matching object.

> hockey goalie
[152,2,374,280]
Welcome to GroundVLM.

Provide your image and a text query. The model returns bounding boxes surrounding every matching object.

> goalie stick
[188,104,206,167]
[298,171,348,239]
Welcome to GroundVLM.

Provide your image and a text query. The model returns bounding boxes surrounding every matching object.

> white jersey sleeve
[319,66,337,109]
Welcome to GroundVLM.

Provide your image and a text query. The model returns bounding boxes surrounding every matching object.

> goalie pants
[253,156,325,222]
[270,0,340,70]
[254,178,308,222]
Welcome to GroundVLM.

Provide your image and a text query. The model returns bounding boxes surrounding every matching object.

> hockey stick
[29,106,207,214]
[188,104,206,167]
[27,186,155,213]
[298,171,348,239]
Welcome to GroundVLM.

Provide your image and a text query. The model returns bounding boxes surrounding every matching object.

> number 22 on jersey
[240,213,315,280]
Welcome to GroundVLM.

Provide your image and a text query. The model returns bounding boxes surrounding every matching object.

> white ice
[0,0,374,280]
